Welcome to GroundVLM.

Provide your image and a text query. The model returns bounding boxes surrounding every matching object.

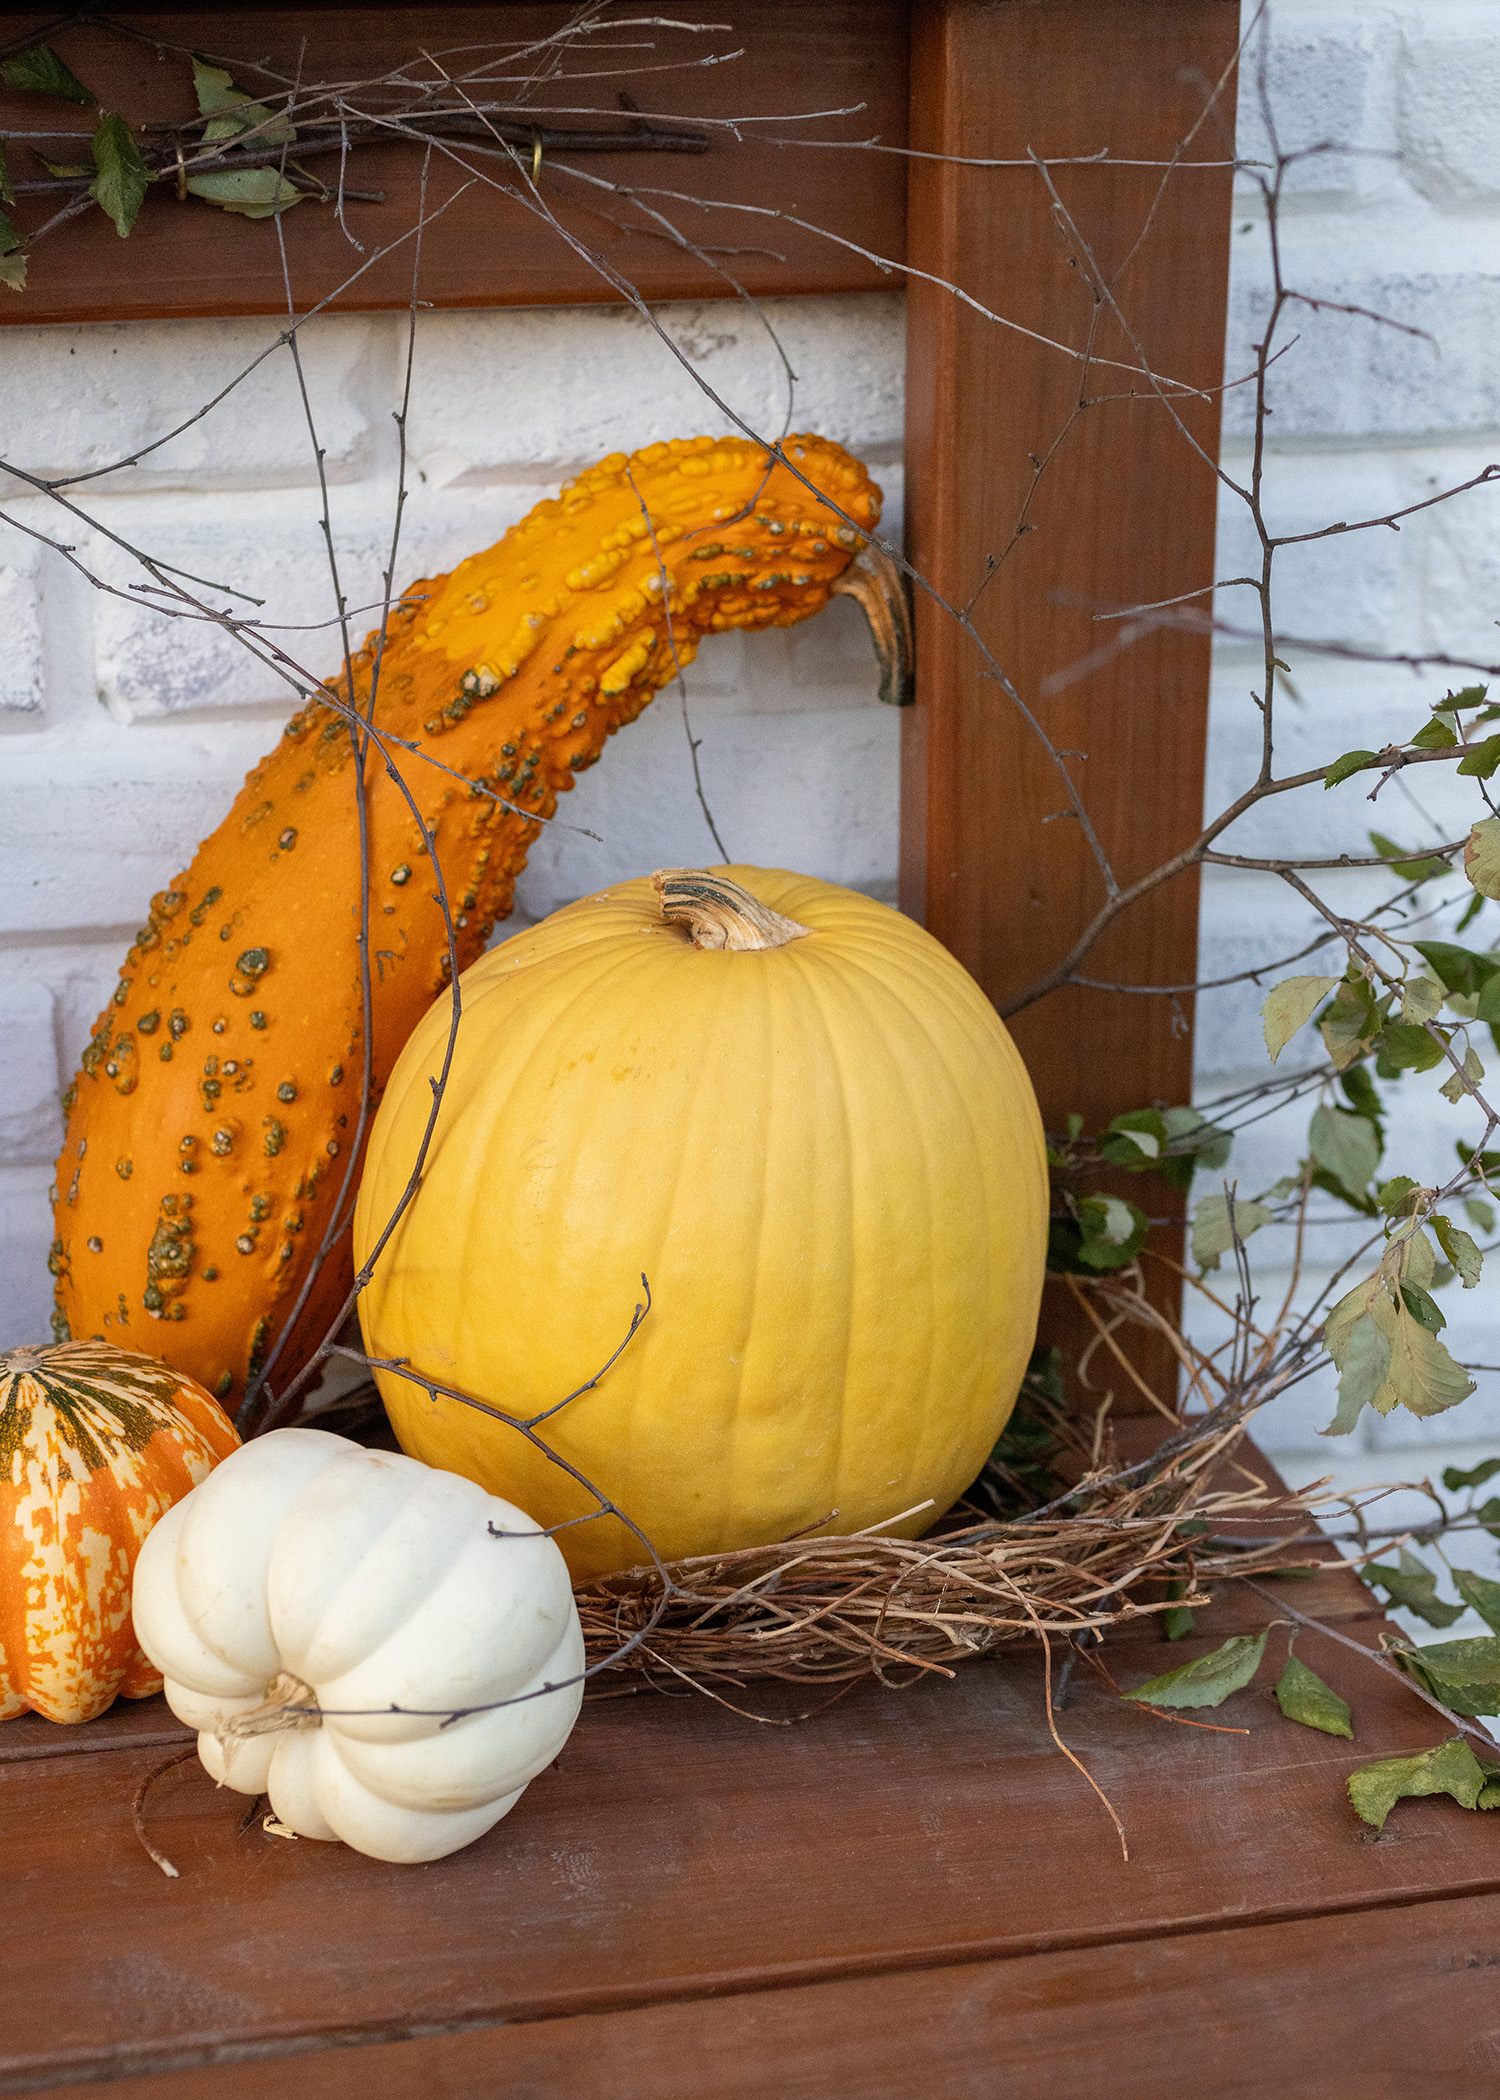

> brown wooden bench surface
[6,1432,1500,2097]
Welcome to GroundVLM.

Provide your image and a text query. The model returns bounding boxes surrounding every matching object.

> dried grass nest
[315,1268,1317,1706]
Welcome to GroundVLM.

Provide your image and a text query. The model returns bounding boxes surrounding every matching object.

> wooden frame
[4,0,1238,1392]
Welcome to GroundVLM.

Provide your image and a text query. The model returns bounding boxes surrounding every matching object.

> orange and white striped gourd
[0,1340,239,1723]
[49,435,882,1412]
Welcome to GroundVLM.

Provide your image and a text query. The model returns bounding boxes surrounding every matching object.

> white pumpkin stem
[217,1669,321,1742]
[652,869,812,952]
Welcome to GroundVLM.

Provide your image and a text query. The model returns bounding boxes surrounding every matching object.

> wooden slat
[0,5,907,326]
[39,1885,1500,2099]
[900,0,1239,1402]
[6,1566,1495,2090]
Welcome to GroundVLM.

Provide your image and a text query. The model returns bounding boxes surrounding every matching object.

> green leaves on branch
[181,57,303,220]
[1309,1102,1381,1206]
[1322,1232,1475,1436]
[1324,748,1379,789]
[1067,1194,1149,1273]
[1098,1106,1230,1191]
[1347,1739,1500,1831]
[1361,1546,1466,1626]
[1370,831,1452,884]
[1396,1634,1500,1718]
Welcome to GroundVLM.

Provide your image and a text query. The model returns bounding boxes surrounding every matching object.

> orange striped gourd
[49,435,882,1412]
[0,1340,239,1724]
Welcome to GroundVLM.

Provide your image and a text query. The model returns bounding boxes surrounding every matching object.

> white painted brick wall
[4,0,1497,1596]
[1195,0,1500,1594]
[0,293,904,1353]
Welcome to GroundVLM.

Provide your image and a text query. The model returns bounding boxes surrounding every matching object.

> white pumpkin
[131,1427,584,1864]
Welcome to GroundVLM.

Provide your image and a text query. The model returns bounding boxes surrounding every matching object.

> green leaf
[1320,978,1381,1071]
[1382,1297,1475,1418]
[88,113,149,237]
[1458,891,1486,934]
[1454,1569,1500,1635]
[1,43,96,104]
[1098,1108,1166,1168]
[1191,1191,1274,1272]
[1324,1310,1391,1435]
[1440,1045,1486,1105]
[1371,830,1452,883]
[1400,1281,1446,1333]
[1073,1193,1149,1272]
[1465,1195,1496,1235]
[191,56,296,145]
[1377,1175,1420,1218]
[1410,716,1458,750]
[1443,1458,1500,1493]
[1126,1629,1269,1710]
[1347,1737,1489,1830]
[0,248,26,292]
[1460,735,1500,779]
[1478,1497,1500,1541]
[1263,975,1339,1063]
[1433,1214,1484,1288]
[0,204,20,258]
[1448,685,1492,712]
[1324,748,1378,789]
[1274,1648,1353,1737]
[1465,819,1500,900]
[1377,1021,1448,1076]
[1310,1103,1381,1200]
[1154,1107,1232,1192]
[183,166,303,219]
[1363,1547,1466,1627]
[1401,974,1446,1026]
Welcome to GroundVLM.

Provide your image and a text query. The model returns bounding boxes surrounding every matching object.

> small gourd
[0,1340,238,1724]
[51,435,886,1413]
[130,1428,584,1864]
[354,866,1048,1580]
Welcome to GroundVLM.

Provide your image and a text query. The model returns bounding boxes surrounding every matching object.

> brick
[509,692,899,923]
[1232,12,1381,200]
[0,1167,57,1351]
[1213,453,1418,654]
[2,315,381,487]
[0,524,44,719]
[0,981,61,1168]
[1398,21,1500,206]
[406,295,905,476]
[86,486,536,717]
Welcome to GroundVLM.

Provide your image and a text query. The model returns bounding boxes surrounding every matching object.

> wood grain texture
[0,5,907,325]
[900,0,1238,1403]
[37,1887,1500,2100]
[4,1536,1493,2090]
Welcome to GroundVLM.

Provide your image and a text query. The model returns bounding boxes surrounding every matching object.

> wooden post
[903,0,1239,1404]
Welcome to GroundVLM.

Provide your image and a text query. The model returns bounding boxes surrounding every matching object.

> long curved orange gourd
[1,1340,239,1723]
[50,435,882,1413]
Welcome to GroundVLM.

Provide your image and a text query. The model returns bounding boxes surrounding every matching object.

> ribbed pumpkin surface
[50,435,880,1412]
[0,1340,239,1723]
[354,867,1048,1580]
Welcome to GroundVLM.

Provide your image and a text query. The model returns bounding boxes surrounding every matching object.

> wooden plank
[0,6,907,326]
[900,0,1239,1403]
[5,1574,1494,2089]
[38,1885,1500,2099]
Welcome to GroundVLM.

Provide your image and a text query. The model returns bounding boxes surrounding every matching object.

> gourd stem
[218,1669,322,1740]
[652,869,813,952]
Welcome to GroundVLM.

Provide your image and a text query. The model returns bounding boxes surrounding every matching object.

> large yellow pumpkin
[354,867,1047,1579]
[0,1340,239,1723]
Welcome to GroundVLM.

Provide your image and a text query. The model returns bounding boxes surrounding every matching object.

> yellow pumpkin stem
[652,869,813,952]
